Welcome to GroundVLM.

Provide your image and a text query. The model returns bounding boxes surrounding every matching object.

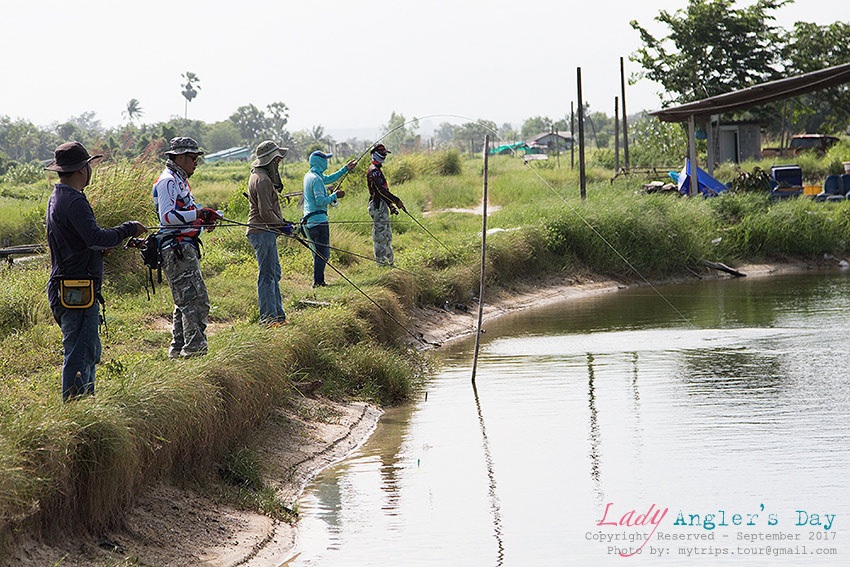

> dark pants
[55,303,101,401]
[306,222,330,286]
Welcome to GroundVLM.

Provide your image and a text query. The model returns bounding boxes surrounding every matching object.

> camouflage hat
[251,140,288,167]
[165,136,204,156]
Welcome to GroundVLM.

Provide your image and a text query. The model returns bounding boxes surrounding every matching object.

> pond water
[286,272,850,566]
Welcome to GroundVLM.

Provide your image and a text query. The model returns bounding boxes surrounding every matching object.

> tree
[265,102,290,138]
[498,123,518,141]
[780,21,850,133]
[0,116,59,162]
[181,71,201,119]
[434,122,456,146]
[206,121,242,153]
[630,0,789,105]
[122,99,144,125]
[453,120,497,155]
[229,104,267,146]
[381,112,419,152]
[520,116,553,139]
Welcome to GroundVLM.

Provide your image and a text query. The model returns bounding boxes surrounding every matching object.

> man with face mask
[246,140,295,325]
[366,144,405,266]
[45,142,147,400]
[301,151,356,288]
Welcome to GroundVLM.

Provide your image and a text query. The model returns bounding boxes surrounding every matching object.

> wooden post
[688,114,698,197]
[578,68,587,200]
[570,102,575,170]
[471,134,490,386]
[614,96,620,174]
[620,57,630,171]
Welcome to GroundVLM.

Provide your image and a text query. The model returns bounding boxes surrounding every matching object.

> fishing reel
[125,237,146,249]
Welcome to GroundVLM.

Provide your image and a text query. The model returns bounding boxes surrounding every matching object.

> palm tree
[180,72,201,119]
[122,99,144,125]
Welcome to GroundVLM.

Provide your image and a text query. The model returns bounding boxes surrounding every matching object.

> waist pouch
[59,279,95,309]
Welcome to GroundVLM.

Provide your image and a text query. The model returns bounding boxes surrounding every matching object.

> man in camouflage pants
[153,137,221,358]
[366,144,404,266]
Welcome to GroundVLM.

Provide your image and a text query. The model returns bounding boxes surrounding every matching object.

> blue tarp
[672,159,728,196]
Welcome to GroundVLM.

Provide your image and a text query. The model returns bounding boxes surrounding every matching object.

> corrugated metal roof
[650,62,850,123]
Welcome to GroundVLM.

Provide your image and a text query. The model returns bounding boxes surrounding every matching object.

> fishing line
[217,216,439,347]
[373,113,695,328]
[143,220,421,276]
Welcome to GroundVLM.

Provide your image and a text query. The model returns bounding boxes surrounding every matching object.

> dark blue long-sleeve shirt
[45,183,137,309]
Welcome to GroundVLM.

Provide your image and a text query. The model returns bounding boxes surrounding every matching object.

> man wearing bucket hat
[45,141,147,401]
[366,143,405,266]
[153,136,220,358]
[302,150,357,287]
[246,140,296,325]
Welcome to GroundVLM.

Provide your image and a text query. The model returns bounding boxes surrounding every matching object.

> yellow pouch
[60,279,95,309]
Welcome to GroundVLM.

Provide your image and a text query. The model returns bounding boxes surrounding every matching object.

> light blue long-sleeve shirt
[302,155,348,228]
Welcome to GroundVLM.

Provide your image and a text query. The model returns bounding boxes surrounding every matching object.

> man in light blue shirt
[302,151,356,287]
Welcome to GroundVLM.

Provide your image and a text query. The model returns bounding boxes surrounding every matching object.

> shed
[526,131,573,152]
[650,62,850,195]
[204,146,251,163]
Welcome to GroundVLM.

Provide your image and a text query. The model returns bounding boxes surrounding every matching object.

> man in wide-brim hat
[45,142,146,401]
[246,140,294,325]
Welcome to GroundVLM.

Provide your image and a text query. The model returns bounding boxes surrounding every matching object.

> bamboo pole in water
[471,134,489,386]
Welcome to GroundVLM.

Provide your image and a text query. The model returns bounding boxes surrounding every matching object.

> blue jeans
[57,303,101,401]
[248,231,286,322]
[306,222,330,286]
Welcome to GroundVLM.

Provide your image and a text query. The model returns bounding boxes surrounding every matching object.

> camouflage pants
[368,199,394,266]
[162,243,210,357]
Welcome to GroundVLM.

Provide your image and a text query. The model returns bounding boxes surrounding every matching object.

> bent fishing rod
[216,216,440,348]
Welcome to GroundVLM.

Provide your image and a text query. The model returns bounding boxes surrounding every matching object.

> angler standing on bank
[246,140,295,325]
[153,137,220,358]
[45,142,146,401]
[302,150,356,288]
[366,143,404,266]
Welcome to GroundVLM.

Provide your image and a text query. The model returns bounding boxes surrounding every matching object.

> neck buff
[371,151,386,164]
[255,162,283,192]
[166,158,189,180]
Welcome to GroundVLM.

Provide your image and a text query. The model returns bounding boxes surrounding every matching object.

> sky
[0,0,843,140]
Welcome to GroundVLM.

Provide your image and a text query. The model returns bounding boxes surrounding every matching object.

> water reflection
[290,271,850,566]
[472,381,504,566]
[586,353,603,505]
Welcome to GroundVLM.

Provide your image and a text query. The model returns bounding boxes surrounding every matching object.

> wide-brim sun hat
[45,141,102,173]
[252,140,289,167]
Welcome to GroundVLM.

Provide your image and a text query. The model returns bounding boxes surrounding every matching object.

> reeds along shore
[2,148,850,547]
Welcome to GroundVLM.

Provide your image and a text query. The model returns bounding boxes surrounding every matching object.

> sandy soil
[3,259,822,566]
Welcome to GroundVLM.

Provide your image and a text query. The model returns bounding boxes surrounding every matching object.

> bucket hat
[45,142,102,173]
[252,140,288,167]
[165,136,204,156]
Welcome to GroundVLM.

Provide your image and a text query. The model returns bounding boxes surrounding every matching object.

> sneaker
[168,348,182,359]
[312,282,328,289]
[180,348,208,359]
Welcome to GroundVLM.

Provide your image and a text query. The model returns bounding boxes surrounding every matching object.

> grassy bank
[2,149,850,551]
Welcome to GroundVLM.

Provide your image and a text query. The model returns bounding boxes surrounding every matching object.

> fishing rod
[217,216,440,348]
